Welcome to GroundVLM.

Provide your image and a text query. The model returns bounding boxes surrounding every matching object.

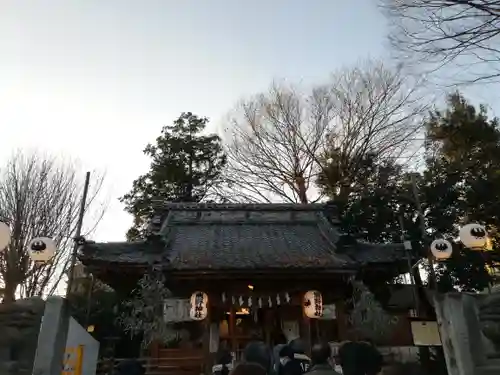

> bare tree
[219,82,330,203]
[219,60,426,204]
[0,151,105,302]
[381,0,500,84]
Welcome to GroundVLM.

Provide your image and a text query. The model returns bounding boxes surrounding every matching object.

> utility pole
[409,173,435,369]
[398,215,420,314]
[410,173,438,288]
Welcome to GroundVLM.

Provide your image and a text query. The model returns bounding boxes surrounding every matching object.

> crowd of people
[212,338,385,375]
[113,338,388,375]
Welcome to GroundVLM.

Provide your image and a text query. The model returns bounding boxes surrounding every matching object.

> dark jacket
[338,341,383,375]
[280,353,311,375]
[307,363,341,375]
[212,348,233,375]
[272,344,287,375]
[243,341,272,373]
[115,359,145,375]
[212,363,233,375]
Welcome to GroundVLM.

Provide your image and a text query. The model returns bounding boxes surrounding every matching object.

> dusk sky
[0,0,495,241]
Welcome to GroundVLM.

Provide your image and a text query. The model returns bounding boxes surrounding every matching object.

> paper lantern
[190,291,208,321]
[430,239,453,260]
[303,290,323,318]
[459,223,487,249]
[0,222,11,251]
[28,237,56,263]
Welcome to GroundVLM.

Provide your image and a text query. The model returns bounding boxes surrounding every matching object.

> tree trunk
[2,281,16,304]
[295,176,308,204]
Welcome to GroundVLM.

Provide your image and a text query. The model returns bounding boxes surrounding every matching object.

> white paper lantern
[0,222,11,251]
[459,223,488,249]
[28,237,57,263]
[303,290,323,318]
[430,239,453,260]
[189,291,208,321]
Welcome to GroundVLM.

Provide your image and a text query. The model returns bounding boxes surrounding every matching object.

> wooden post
[229,306,237,360]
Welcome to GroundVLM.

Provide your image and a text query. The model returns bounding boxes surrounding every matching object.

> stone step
[477,365,500,375]
[484,358,500,366]
[477,359,500,375]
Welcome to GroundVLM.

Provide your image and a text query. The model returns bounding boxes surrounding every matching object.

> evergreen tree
[120,112,226,240]
[316,92,500,292]
[317,151,417,244]
[423,93,500,292]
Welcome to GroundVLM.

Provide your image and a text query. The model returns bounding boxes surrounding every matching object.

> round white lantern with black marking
[430,239,453,260]
[0,222,11,251]
[28,237,56,263]
[459,223,488,249]
[303,290,323,318]
[190,291,208,321]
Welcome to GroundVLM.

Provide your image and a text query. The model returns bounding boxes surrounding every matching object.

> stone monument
[434,292,500,375]
[478,290,500,353]
[0,297,45,375]
[0,295,99,375]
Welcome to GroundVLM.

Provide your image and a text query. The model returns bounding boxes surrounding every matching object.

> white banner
[163,298,191,322]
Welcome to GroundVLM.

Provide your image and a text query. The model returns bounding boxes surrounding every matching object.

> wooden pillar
[314,319,321,342]
[301,307,312,355]
[264,310,273,346]
[336,300,348,341]
[203,304,212,375]
[229,306,237,360]
[149,339,160,358]
[149,338,160,374]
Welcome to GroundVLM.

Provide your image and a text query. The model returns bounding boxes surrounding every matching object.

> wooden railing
[330,343,419,364]
[96,345,419,375]
[97,349,204,375]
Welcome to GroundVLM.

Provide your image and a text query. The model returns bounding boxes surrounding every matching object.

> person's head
[250,332,264,342]
[243,341,271,372]
[288,338,307,354]
[362,337,374,345]
[274,332,288,345]
[278,345,294,359]
[230,362,267,375]
[338,341,382,375]
[212,363,233,375]
[116,359,145,375]
[216,348,233,366]
[213,347,233,375]
[310,342,332,366]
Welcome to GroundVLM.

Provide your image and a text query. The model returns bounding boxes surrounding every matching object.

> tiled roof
[80,241,162,264]
[352,241,407,264]
[165,222,353,269]
[80,203,407,270]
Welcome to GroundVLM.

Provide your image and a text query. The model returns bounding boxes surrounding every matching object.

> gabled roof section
[80,203,407,271]
[352,241,408,265]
